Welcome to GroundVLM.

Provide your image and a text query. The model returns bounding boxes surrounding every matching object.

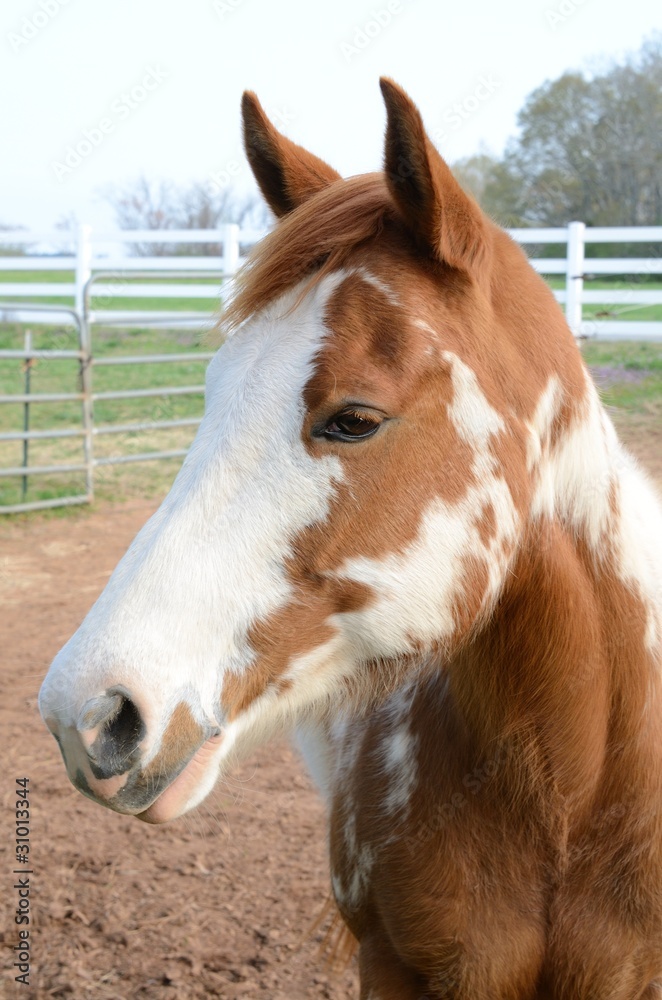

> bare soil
[1,418,660,1000]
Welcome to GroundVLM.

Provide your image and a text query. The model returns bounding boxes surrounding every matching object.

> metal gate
[0,284,216,515]
[0,302,93,514]
[81,270,215,490]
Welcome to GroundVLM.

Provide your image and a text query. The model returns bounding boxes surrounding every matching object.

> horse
[39,79,662,998]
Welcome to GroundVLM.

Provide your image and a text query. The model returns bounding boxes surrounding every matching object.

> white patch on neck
[530,371,662,655]
[413,318,439,340]
[526,375,563,470]
[609,448,662,653]
[443,351,505,447]
[380,723,418,814]
[531,374,615,550]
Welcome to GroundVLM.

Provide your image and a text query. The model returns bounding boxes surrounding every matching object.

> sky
[2,0,660,231]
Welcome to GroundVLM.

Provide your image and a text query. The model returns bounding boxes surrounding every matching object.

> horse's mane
[221,173,399,332]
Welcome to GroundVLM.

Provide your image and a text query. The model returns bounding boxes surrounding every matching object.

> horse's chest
[324,695,534,985]
[328,738,549,994]
[325,698,662,998]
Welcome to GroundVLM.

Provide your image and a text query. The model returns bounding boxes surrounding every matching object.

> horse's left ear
[242,92,341,218]
[380,78,492,284]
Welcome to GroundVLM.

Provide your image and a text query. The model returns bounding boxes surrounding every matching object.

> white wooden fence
[510,222,662,340]
[0,223,661,514]
[1,222,662,337]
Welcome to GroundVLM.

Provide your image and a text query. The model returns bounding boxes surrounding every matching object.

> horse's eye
[323,409,382,441]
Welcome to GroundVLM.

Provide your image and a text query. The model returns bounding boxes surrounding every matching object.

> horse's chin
[137,733,224,824]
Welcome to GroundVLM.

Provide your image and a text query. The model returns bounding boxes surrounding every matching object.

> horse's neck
[451,379,662,812]
[297,376,662,811]
[530,375,662,655]
[529,380,662,584]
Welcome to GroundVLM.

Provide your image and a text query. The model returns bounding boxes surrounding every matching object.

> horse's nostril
[77,689,145,778]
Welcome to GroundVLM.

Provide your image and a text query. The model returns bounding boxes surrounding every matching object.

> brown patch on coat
[475,500,497,547]
[220,575,374,722]
[305,270,510,536]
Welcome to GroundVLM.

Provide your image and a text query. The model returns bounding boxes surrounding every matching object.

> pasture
[0,341,660,996]
[0,321,208,509]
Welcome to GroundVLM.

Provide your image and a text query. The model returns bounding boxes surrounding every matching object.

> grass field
[1,271,661,515]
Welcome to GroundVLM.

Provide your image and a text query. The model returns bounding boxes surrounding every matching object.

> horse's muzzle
[42,684,222,820]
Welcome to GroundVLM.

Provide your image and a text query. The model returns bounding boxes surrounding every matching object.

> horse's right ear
[242,92,341,218]
[379,78,491,285]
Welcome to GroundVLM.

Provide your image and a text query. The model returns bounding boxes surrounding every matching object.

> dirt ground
[1,417,661,1000]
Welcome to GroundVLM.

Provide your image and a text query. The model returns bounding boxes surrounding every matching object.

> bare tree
[101,176,271,255]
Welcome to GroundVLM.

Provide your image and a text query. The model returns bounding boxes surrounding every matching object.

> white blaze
[39,275,345,763]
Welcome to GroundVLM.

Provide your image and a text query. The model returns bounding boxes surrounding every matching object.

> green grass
[581,340,662,412]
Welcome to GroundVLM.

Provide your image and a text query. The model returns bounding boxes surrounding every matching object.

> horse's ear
[379,78,491,282]
[242,92,341,218]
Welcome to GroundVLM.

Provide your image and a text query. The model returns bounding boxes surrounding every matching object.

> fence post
[75,223,92,318]
[565,221,585,337]
[79,312,94,502]
[221,223,240,277]
[21,329,32,502]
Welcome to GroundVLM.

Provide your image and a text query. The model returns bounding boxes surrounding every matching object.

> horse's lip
[136,732,224,824]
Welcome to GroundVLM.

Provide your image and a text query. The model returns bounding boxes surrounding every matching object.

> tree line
[4,37,659,254]
[453,36,662,232]
[103,36,660,256]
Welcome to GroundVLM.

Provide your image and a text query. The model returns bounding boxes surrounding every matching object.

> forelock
[219,173,401,335]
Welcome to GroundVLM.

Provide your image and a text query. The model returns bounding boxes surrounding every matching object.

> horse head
[39,80,585,824]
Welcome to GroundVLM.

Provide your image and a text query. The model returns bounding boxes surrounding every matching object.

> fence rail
[1,222,661,514]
